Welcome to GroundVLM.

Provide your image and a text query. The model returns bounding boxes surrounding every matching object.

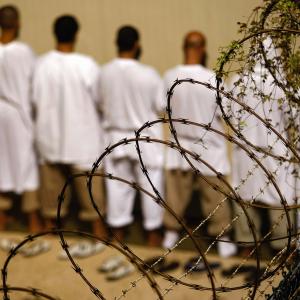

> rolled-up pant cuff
[144,219,163,231]
[107,216,133,228]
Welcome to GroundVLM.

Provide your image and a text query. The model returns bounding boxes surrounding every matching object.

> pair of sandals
[98,256,134,281]
[0,238,50,257]
[59,241,106,259]
[183,257,221,273]
[221,264,266,282]
[98,255,180,281]
[0,238,105,259]
[143,256,180,274]
[97,255,221,281]
[143,256,220,274]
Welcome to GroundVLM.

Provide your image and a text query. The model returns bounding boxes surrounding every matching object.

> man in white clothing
[32,15,106,240]
[230,38,297,255]
[162,31,236,257]
[0,5,41,232]
[101,26,164,247]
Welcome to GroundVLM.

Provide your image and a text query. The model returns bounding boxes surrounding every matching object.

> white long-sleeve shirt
[32,50,104,167]
[0,41,39,192]
[163,64,230,176]
[100,58,164,168]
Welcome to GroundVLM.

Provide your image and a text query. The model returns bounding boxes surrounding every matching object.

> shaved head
[183,31,207,66]
[183,31,206,49]
[0,5,19,30]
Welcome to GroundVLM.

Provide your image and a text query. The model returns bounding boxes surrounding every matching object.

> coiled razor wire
[1,0,300,299]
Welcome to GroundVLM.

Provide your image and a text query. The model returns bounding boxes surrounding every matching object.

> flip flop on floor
[59,241,105,259]
[21,240,51,257]
[158,260,180,273]
[244,268,266,282]
[106,264,135,281]
[143,256,165,271]
[98,256,123,273]
[221,264,257,277]
[184,257,221,273]
[0,238,21,252]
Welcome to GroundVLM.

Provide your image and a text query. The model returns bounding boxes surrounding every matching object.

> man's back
[0,41,35,113]
[163,64,229,175]
[101,58,163,132]
[33,50,103,164]
[100,58,164,167]
[164,64,224,136]
[0,41,38,193]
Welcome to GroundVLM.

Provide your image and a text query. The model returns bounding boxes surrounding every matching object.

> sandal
[221,264,257,277]
[244,267,266,282]
[59,241,105,260]
[106,264,134,281]
[184,257,221,273]
[98,256,123,273]
[143,256,165,271]
[0,238,21,252]
[21,240,51,257]
[158,260,180,273]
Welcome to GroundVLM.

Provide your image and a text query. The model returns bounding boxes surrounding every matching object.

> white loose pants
[106,158,164,230]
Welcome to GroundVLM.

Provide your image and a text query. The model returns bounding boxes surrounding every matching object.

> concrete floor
[0,231,283,300]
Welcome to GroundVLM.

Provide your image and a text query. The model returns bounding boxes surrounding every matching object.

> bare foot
[112,227,125,243]
[44,218,56,231]
[147,230,162,247]
[239,246,253,258]
[28,211,43,233]
[0,211,7,231]
[92,218,108,240]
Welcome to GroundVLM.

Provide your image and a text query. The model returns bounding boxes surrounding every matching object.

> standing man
[101,26,164,247]
[32,15,107,251]
[0,5,41,233]
[162,31,236,257]
[231,38,296,257]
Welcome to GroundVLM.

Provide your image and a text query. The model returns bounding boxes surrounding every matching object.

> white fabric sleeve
[152,71,165,114]
[84,59,102,105]
[31,61,50,107]
[91,66,102,106]
[27,48,36,107]
[31,65,41,106]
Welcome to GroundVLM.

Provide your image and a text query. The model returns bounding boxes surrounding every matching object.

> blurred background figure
[162,31,236,258]
[0,5,41,233]
[230,37,296,257]
[32,15,107,256]
[99,25,165,279]
[101,25,164,246]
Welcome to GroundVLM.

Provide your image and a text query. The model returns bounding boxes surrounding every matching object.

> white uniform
[33,50,104,167]
[101,58,164,230]
[163,64,230,175]
[0,41,38,193]
[230,68,295,206]
[32,50,105,220]
[162,64,232,243]
[230,61,297,249]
